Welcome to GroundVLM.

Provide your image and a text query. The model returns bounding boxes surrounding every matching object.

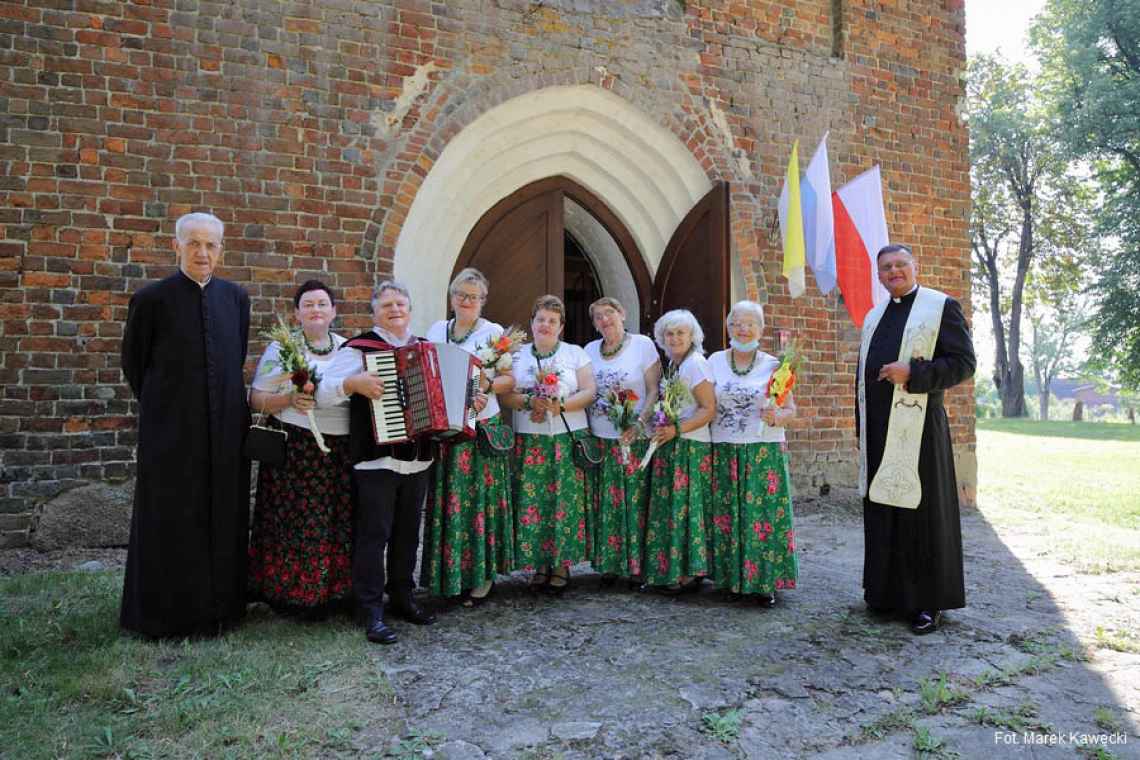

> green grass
[0,571,399,759]
[976,420,1140,529]
[976,418,1140,442]
[976,419,1140,572]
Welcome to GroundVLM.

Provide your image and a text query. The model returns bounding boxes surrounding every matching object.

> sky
[962,0,1049,379]
[965,0,1047,65]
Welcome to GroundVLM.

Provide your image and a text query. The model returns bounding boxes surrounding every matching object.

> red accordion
[362,341,480,445]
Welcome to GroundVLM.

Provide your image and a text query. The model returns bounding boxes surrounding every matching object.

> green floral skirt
[421,422,515,597]
[643,438,713,585]
[709,442,798,595]
[512,432,589,571]
[590,438,650,578]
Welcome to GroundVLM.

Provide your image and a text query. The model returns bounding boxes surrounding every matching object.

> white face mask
[730,338,759,353]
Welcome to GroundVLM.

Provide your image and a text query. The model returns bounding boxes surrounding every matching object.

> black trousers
[352,467,430,617]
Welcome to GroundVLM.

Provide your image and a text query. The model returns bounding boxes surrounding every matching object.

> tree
[1033,0,1140,388]
[967,55,1070,417]
[1024,179,1097,420]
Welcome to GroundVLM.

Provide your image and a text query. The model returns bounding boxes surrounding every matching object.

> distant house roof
[1052,377,1121,408]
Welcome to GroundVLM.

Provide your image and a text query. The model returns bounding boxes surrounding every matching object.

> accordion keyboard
[364,352,408,443]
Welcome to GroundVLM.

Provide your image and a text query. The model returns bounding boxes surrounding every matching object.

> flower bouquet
[530,368,562,408]
[600,387,640,464]
[638,373,694,470]
[760,339,800,436]
[474,325,527,379]
[261,315,330,454]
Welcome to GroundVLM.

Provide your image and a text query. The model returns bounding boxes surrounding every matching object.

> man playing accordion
[316,280,438,645]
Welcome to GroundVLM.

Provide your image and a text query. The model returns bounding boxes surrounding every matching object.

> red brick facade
[0,0,972,536]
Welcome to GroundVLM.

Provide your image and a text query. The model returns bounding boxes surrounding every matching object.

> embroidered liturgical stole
[858,287,947,509]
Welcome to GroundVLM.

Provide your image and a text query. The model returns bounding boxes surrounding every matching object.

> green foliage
[967,53,1092,417]
[1094,706,1124,732]
[1094,625,1140,653]
[970,701,1053,734]
[918,673,970,715]
[858,708,915,741]
[1033,0,1140,388]
[700,708,743,743]
[388,729,446,759]
[913,726,953,756]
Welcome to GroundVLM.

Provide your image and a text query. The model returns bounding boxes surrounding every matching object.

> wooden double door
[453,176,731,351]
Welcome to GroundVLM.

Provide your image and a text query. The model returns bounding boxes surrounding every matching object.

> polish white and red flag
[831,166,890,327]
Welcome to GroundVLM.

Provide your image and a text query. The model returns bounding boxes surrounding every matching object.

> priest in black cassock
[857,244,975,635]
[120,212,251,638]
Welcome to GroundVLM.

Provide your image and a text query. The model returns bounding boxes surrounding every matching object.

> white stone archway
[393,84,712,333]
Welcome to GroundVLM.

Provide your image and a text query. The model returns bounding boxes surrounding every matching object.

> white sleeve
[638,335,660,371]
[315,346,363,407]
[425,320,447,343]
[683,354,714,388]
[251,342,288,392]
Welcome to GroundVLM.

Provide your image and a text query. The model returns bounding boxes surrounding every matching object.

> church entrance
[451,175,732,351]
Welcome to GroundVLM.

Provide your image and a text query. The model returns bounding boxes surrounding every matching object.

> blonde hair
[588,296,626,322]
[449,267,489,298]
[531,294,566,325]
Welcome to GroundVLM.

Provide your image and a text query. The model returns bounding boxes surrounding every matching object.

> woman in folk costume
[708,300,798,607]
[501,295,597,596]
[247,280,353,619]
[584,297,661,587]
[643,309,717,594]
[421,268,517,607]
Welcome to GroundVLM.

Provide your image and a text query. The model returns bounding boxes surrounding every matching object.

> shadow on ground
[368,503,1140,759]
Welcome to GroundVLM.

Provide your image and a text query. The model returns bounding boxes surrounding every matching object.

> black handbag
[560,411,602,470]
[243,413,286,466]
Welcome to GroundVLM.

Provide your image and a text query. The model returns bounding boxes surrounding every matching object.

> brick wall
[0,0,971,541]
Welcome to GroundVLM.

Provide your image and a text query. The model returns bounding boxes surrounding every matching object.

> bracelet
[674,421,682,437]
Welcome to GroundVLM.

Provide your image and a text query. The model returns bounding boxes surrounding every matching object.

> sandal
[544,568,570,597]
[529,568,551,592]
[467,579,495,607]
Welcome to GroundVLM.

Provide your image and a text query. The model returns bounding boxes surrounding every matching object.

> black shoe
[866,603,893,616]
[910,610,941,635]
[599,573,618,588]
[389,599,437,626]
[365,619,398,645]
[544,570,570,597]
[756,593,776,608]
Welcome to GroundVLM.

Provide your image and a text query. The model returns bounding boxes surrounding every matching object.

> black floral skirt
[247,417,354,618]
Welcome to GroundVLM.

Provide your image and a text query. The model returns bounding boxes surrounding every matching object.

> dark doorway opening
[563,232,602,346]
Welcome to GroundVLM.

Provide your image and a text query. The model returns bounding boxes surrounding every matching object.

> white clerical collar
[375,326,413,346]
[891,283,919,304]
[179,268,212,288]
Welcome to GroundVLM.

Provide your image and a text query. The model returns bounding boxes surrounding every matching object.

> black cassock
[120,272,251,638]
[860,288,975,613]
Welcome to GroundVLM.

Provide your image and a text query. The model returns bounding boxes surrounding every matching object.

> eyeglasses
[878,261,913,272]
[454,292,483,304]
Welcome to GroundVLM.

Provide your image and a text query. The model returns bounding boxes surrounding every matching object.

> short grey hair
[449,267,489,298]
[175,212,224,242]
[726,300,765,332]
[653,308,705,355]
[372,279,411,307]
